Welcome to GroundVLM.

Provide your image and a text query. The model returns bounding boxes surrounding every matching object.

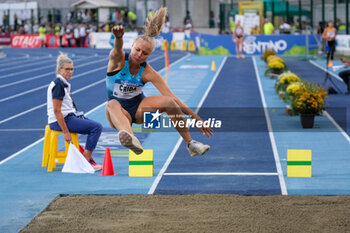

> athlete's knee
[160,96,178,110]
[106,100,121,112]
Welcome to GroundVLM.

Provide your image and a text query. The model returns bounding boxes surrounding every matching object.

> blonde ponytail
[134,7,167,50]
[56,52,73,73]
[144,7,167,37]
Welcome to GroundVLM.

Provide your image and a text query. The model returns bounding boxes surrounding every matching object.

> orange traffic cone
[101,147,116,176]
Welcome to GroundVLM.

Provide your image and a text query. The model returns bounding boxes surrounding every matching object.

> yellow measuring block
[161,40,168,50]
[129,149,153,177]
[188,40,196,51]
[287,149,312,177]
[181,41,187,51]
[170,40,177,50]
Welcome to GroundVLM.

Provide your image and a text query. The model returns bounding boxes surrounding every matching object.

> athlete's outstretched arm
[108,25,125,73]
[143,65,213,137]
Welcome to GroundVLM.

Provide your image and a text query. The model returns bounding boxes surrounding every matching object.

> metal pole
[346,0,349,34]
[219,3,225,32]
[286,1,289,21]
[334,0,337,27]
[209,0,211,27]
[231,0,233,10]
[186,0,189,12]
[322,0,325,23]
[299,0,302,30]
[163,0,166,7]
[306,27,309,56]
[310,0,313,29]
[272,1,275,26]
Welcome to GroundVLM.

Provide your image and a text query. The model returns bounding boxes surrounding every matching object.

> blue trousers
[49,113,102,151]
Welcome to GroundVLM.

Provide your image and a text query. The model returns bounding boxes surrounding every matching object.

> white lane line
[148,137,183,194]
[0,103,46,125]
[0,78,106,124]
[308,61,350,144]
[0,138,45,165]
[0,54,168,165]
[0,54,165,123]
[0,129,45,131]
[323,111,350,143]
[164,172,278,176]
[148,56,227,195]
[309,60,344,82]
[0,54,101,80]
[0,58,53,73]
[0,64,107,103]
[0,56,107,87]
[0,56,51,68]
[252,56,288,195]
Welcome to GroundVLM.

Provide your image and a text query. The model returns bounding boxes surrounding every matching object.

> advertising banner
[336,35,350,52]
[11,35,41,48]
[46,35,60,48]
[197,34,320,55]
[0,34,11,45]
[90,32,138,49]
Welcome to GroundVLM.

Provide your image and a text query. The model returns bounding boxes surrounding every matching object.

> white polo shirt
[47,74,77,124]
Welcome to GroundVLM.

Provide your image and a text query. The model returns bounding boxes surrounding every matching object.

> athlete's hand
[195,117,213,138]
[112,25,125,39]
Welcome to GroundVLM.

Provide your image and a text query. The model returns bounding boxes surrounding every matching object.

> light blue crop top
[106,53,147,100]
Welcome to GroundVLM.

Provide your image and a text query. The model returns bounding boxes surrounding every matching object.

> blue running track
[1,49,350,232]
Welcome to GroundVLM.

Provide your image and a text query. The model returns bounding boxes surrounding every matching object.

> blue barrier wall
[159,33,320,55]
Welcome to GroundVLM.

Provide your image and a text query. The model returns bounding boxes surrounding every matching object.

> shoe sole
[190,145,210,157]
[118,130,143,155]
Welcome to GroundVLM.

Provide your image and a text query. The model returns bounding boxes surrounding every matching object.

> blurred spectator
[39,24,46,47]
[263,18,274,35]
[184,20,192,40]
[66,24,73,47]
[2,11,8,29]
[77,9,82,23]
[161,15,171,33]
[82,9,91,23]
[19,10,26,25]
[74,24,80,47]
[24,20,31,34]
[79,24,86,47]
[322,20,337,67]
[128,10,137,30]
[147,9,155,19]
[14,13,19,31]
[250,25,260,34]
[59,24,65,47]
[66,11,72,23]
[301,21,307,30]
[229,17,235,34]
[54,23,60,36]
[18,25,25,34]
[279,19,291,34]
[209,10,215,28]
[183,10,193,26]
[317,21,325,34]
[112,9,122,24]
[33,23,39,34]
[123,10,129,28]
[48,10,53,24]
[337,18,346,34]
[56,10,62,24]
